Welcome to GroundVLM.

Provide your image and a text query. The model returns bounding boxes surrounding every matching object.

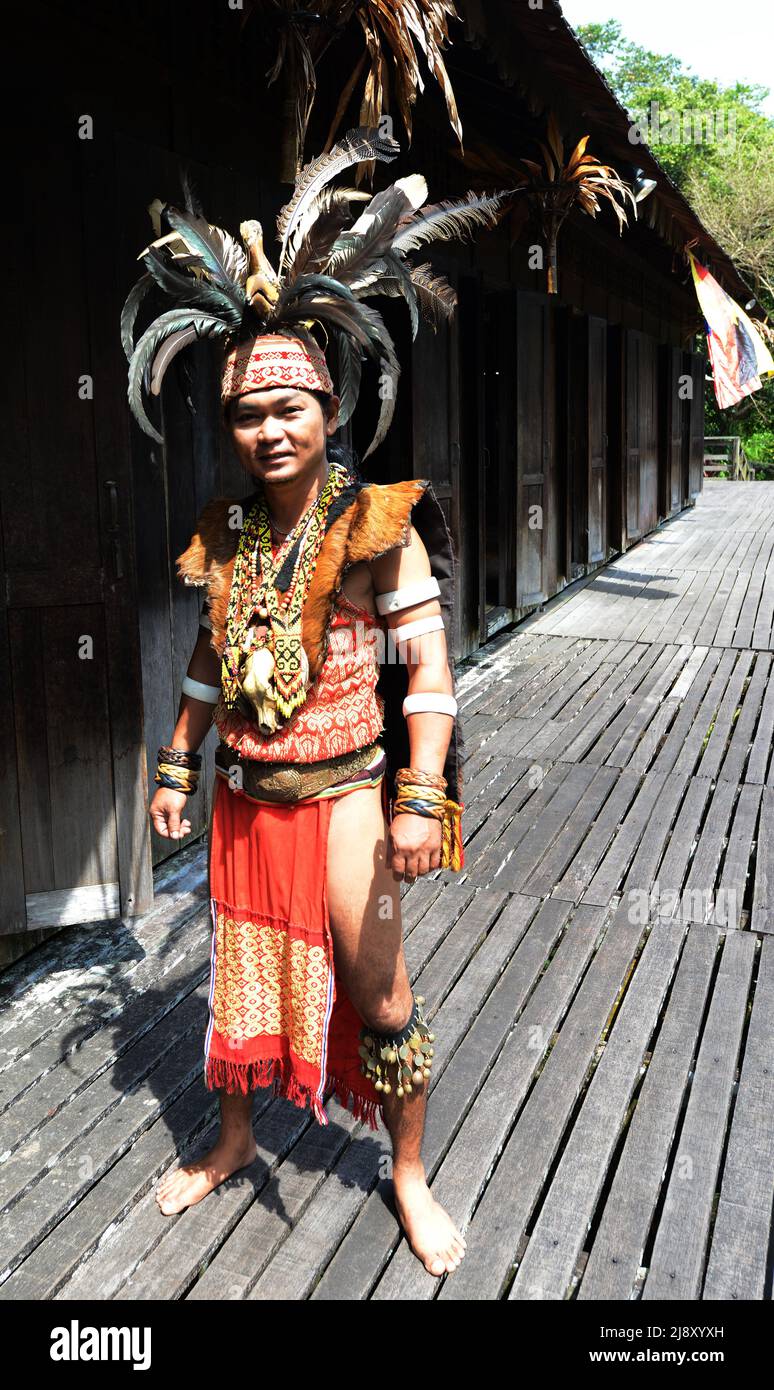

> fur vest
[176,471,464,801]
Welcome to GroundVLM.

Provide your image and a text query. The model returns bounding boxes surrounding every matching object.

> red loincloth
[205,772,386,1131]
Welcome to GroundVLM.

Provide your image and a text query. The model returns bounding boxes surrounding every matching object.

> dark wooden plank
[703,935,774,1299]
[552,769,641,903]
[373,903,605,1301]
[492,763,599,892]
[752,787,774,933]
[510,918,689,1299]
[437,902,647,1301]
[642,932,756,1300]
[581,771,670,907]
[0,1002,208,1280]
[712,784,761,928]
[680,779,738,924]
[522,765,620,898]
[579,926,717,1299]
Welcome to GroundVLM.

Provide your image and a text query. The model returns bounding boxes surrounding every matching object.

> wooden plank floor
[1,481,772,1301]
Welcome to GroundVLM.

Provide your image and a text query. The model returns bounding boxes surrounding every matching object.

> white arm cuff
[375,576,441,615]
[182,674,221,704]
[392,614,445,643]
[402,692,457,717]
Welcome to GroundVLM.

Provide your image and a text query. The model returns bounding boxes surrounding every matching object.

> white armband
[392,614,445,643]
[402,693,457,717]
[375,576,440,615]
[182,674,221,704]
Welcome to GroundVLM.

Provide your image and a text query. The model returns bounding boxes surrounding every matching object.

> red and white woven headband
[221,332,333,401]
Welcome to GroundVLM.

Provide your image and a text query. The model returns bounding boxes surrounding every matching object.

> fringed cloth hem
[205,773,385,1130]
[204,1052,385,1132]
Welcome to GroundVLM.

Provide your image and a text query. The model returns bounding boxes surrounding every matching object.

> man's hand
[387,812,443,881]
[149,787,192,840]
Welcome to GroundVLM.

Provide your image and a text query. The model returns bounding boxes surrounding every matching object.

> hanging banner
[687,249,774,409]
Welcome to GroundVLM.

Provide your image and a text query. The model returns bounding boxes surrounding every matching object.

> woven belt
[215,740,384,803]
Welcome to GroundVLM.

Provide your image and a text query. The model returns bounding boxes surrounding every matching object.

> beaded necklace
[221,461,350,719]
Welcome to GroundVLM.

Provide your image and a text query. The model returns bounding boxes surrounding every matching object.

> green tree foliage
[576,19,774,448]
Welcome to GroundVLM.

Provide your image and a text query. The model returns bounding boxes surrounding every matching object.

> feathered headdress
[122,125,515,458]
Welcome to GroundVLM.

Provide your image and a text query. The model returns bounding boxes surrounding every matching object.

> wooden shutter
[625,329,659,543]
[587,316,608,563]
[1,117,152,935]
[517,291,556,606]
[687,351,706,501]
[660,345,685,518]
[412,259,464,656]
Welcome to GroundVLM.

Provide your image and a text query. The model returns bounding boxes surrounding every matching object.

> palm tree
[242,0,464,181]
[456,113,637,294]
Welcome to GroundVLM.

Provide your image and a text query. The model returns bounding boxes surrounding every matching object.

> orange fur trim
[175,480,429,676]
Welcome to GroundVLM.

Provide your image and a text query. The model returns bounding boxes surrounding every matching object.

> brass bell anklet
[358,995,434,1098]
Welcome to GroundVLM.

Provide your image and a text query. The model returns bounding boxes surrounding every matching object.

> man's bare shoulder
[368,525,432,593]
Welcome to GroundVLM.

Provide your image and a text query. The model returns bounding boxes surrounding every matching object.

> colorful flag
[687,250,774,409]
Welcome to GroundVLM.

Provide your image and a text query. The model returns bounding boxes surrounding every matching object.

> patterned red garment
[213,591,386,762]
[205,769,386,1130]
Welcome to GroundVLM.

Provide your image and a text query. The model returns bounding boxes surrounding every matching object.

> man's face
[228,387,340,485]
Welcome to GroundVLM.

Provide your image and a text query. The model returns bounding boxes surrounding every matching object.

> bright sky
[559,0,774,117]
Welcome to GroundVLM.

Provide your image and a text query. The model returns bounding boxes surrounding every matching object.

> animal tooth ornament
[121,124,516,458]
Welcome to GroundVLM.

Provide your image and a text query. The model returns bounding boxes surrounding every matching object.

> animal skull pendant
[238,623,312,734]
[240,638,281,734]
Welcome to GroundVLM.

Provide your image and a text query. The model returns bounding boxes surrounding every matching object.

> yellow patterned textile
[211,912,329,1065]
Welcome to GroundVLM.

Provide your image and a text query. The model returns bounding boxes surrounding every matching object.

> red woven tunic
[212,591,386,762]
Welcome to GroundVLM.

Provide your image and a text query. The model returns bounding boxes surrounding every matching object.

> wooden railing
[704,436,756,480]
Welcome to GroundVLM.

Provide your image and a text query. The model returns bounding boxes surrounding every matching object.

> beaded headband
[220,331,333,401]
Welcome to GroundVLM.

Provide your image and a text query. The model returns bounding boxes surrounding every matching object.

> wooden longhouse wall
[2,0,751,961]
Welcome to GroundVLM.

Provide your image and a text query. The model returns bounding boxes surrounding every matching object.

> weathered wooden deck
[2,480,773,1302]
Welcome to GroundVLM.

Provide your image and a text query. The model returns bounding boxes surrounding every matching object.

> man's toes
[427,1252,447,1277]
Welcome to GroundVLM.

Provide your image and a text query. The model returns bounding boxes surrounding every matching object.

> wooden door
[455,273,483,656]
[115,135,259,866]
[607,326,626,554]
[587,316,608,563]
[517,291,556,606]
[1,113,152,936]
[625,329,643,540]
[661,345,685,517]
[412,258,464,656]
[687,351,705,501]
[625,329,659,543]
[640,334,659,534]
[480,286,517,635]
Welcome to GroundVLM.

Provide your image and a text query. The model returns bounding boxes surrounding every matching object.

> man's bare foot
[155,1132,258,1215]
[392,1166,467,1277]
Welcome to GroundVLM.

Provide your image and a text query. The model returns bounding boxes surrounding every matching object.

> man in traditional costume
[123,127,512,1277]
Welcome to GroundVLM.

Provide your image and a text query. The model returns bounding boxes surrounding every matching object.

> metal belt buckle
[248,764,304,801]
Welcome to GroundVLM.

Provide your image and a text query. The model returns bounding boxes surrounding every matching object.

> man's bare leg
[327,782,467,1276]
[155,1089,257,1215]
